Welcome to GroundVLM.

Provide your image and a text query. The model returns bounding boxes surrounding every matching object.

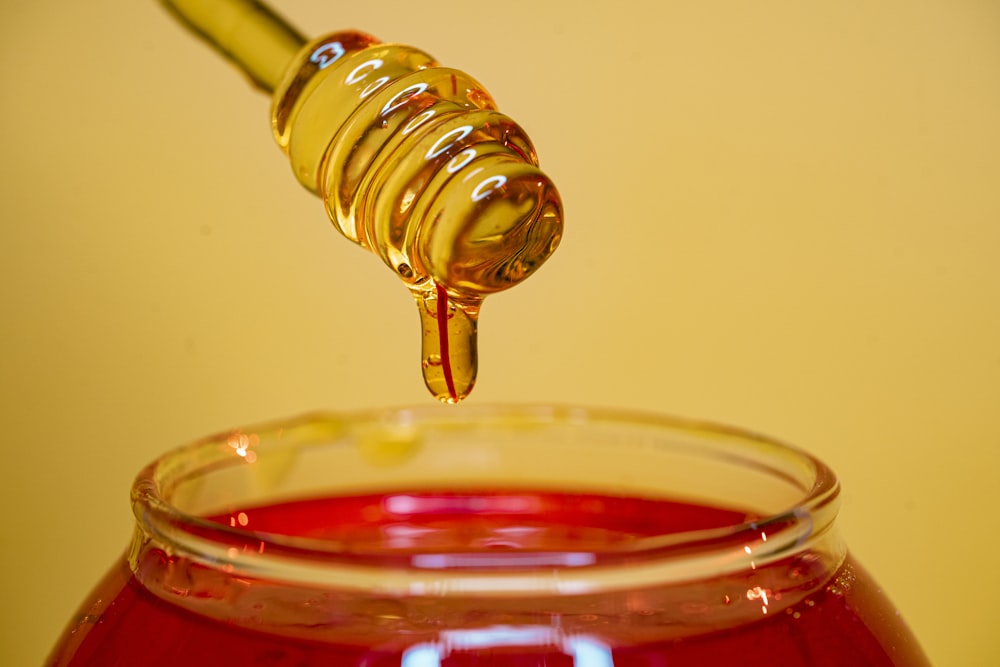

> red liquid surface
[48,491,929,666]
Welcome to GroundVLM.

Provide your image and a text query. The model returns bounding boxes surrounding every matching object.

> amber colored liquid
[272,33,563,403]
[48,491,929,666]
[160,5,564,402]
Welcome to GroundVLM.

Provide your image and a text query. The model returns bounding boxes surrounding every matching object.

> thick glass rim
[129,404,843,597]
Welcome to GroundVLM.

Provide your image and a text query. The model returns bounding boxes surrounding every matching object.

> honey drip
[419,284,479,403]
[160,4,563,402]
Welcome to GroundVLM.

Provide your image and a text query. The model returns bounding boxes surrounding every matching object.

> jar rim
[130,404,842,597]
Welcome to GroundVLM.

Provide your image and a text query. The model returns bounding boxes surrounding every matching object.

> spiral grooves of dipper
[272,32,562,296]
[271,31,563,402]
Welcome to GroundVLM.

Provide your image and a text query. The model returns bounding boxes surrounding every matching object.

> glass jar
[48,405,930,666]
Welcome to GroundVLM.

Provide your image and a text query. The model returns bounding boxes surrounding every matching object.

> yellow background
[2,0,998,664]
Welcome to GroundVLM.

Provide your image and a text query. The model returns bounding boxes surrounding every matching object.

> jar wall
[48,407,929,666]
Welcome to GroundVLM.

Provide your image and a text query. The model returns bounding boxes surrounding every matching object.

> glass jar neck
[127,405,846,644]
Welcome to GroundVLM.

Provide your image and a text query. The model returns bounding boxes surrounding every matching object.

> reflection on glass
[403,628,615,666]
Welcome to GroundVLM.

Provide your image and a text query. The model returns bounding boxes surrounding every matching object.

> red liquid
[48,491,929,666]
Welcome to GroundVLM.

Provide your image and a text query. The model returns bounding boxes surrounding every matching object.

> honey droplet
[416,283,479,404]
